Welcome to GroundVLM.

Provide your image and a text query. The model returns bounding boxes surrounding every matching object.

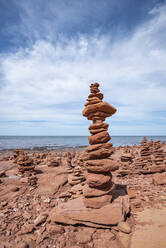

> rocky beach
[0,138,166,248]
[0,83,166,248]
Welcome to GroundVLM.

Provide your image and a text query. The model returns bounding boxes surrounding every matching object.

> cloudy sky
[0,0,166,136]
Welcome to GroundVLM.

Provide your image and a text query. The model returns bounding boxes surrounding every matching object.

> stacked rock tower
[82,83,118,208]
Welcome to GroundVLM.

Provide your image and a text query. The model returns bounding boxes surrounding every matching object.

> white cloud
[0,3,166,135]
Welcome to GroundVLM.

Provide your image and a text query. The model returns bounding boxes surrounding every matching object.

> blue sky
[0,0,166,136]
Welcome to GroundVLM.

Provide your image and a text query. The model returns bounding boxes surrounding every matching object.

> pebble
[34,213,48,226]
[118,221,131,234]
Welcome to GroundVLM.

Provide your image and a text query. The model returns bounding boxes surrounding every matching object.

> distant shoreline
[0,136,165,151]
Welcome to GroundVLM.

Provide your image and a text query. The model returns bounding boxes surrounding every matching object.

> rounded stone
[88,131,111,145]
[85,159,119,172]
[83,194,112,209]
[89,122,109,130]
[83,183,114,197]
[85,171,111,187]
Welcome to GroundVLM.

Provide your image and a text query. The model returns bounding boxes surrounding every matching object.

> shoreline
[0,135,166,152]
[0,145,87,153]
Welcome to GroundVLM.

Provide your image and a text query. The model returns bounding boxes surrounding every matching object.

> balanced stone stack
[68,165,85,186]
[140,142,152,166]
[46,154,61,167]
[62,152,73,173]
[132,138,166,174]
[82,83,119,208]
[132,138,152,172]
[121,152,133,163]
[13,149,25,163]
[16,150,35,174]
[141,136,147,145]
[50,83,130,228]
[152,141,165,165]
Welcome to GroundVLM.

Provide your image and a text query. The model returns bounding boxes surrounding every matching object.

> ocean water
[0,136,166,150]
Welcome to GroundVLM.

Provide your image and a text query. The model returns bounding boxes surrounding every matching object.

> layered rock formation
[82,83,119,208]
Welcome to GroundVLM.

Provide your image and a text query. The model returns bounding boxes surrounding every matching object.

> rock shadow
[111,184,127,201]
[34,169,43,175]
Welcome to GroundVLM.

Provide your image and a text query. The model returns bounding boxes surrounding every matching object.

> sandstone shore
[0,138,166,248]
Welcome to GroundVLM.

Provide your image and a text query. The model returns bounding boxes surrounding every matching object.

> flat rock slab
[36,167,68,195]
[50,195,129,228]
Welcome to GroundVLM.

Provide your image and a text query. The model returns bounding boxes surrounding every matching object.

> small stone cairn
[82,83,119,208]
[15,150,35,175]
[152,140,165,166]
[134,137,152,168]
[133,138,166,174]
[46,153,61,167]
[67,151,85,186]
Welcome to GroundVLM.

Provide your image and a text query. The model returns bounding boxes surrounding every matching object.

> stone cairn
[14,150,35,175]
[68,165,85,186]
[136,137,152,168]
[152,140,165,166]
[132,138,166,174]
[67,151,85,186]
[82,83,119,208]
[46,153,61,167]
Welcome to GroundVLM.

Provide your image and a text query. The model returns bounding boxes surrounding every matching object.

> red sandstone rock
[88,131,111,145]
[152,173,166,185]
[85,171,111,188]
[74,229,94,244]
[0,170,6,178]
[83,194,112,209]
[85,143,113,152]
[85,99,101,106]
[88,92,104,100]
[118,221,131,234]
[84,147,112,160]
[88,122,109,130]
[83,183,114,197]
[85,159,119,172]
[87,111,111,121]
[34,213,48,226]
[50,196,130,227]
[90,127,107,134]
[83,102,116,118]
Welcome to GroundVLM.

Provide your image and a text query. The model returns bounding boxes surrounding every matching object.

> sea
[0,136,166,150]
